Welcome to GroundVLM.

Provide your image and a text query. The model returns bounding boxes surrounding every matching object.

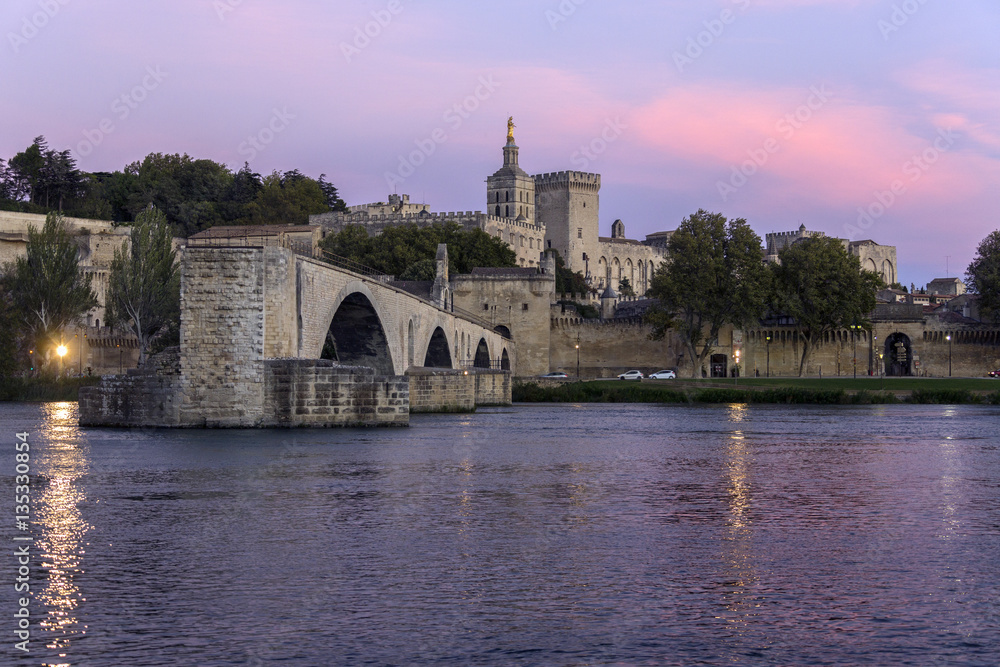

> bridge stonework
[80,245,513,428]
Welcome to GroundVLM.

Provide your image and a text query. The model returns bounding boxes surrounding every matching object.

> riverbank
[0,376,101,402]
[514,378,1000,405]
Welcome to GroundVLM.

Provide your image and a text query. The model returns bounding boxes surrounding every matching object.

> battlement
[766,229,825,240]
[532,171,601,189]
[311,210,544,233]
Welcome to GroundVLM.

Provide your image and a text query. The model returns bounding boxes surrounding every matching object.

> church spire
[504,116,519,167]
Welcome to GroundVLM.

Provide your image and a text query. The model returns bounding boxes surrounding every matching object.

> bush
[0,375,101,402]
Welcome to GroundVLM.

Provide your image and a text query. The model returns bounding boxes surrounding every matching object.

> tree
[4,212,98,370]
[319,222,516,277]
[548,249,590,296]
[106,206,180,368]
[246,170,329,225]
[644,210,769,378]
[771,236,884,376]
[618,277,636,297]
[318,174,347,212]
[967,230,1000,324]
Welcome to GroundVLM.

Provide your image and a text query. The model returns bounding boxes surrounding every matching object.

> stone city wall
[547,317,686,378]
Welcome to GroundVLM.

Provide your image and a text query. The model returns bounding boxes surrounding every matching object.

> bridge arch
[423,326,453,368]
[474,338,491,368]
[500,348,510,371]
[320,289,395,375]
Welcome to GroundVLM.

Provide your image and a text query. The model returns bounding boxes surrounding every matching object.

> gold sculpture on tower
[507,116,516,143]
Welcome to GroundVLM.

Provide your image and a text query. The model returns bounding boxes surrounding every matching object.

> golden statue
[507,116,516,142]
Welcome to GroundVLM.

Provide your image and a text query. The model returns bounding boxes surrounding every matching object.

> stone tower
[486,121,536,223]
[533,170,601,282]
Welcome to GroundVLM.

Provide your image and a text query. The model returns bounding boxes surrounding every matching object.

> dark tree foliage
[318,174,348,212]
[771,236,884,376]
[320,223,517,277]
[967,230,1000,324]
[0,275,22,377]
[106,206,180,368]
[644,210,769,378]
[1,139,351,234]
[548,249,590,296]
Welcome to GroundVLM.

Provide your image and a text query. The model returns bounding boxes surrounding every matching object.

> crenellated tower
[532,170,601,282]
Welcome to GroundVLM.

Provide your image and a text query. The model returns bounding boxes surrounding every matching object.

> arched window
[505,205,510,217]
[495,205,500,216]
[506,191,510,202]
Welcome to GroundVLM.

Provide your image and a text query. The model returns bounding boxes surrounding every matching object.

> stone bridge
[80,244,514,428]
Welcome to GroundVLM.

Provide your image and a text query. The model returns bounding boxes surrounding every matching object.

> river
[1,402,998,666]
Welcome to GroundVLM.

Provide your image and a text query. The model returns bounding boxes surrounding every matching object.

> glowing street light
[57,343,67,377]
[946,334,952,377]
[734,349,741,385]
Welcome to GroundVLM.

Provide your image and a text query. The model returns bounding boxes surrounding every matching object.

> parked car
[540,371,569,378]
[617,370,644,380]
[989,369,1000,378]
[648,370,676,380]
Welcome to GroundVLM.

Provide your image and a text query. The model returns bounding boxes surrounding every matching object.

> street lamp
[575,335,581,380]
[734,349,741,385]
[849,324,860,379]
[946,334,952,377]
[765,335,771,378]
[57,343,67,377]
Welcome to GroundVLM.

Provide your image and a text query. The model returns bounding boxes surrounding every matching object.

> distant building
[765,224,898,286]
[927,277,966,296]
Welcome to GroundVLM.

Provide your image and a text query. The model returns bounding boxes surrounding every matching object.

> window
[483,304,489,311]
[522,303,529,311]
[577,228,582,239]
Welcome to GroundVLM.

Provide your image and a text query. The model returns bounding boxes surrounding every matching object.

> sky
[2,0,998,286]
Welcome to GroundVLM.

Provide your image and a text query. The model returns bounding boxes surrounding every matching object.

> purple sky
[3,0,998,286]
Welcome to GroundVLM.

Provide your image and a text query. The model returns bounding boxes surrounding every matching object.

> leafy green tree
[318,174,347,211]
[771,236,884,376]
[106,206,180,367]
[8,137,46,204]
[967,230,1000,324]
[4,212,98,370]
[319,222,517,277]
[246,171,329,225]
[548,249,590,296]
[644,210,769,378]
[0,276,22,377]
[618,277,636,297]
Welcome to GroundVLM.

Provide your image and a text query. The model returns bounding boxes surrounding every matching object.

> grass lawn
[657,377,1000,392]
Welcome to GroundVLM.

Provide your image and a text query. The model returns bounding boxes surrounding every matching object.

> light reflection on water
[1,401,998,666]
[34,403,92,665]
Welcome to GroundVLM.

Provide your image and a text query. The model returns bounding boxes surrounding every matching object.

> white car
[617,370,644,380]
[648,370,676,380]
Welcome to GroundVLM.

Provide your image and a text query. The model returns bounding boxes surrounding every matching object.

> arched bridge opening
[321,292,395,375]
[474,338,491,369]
[424,327,453,368]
